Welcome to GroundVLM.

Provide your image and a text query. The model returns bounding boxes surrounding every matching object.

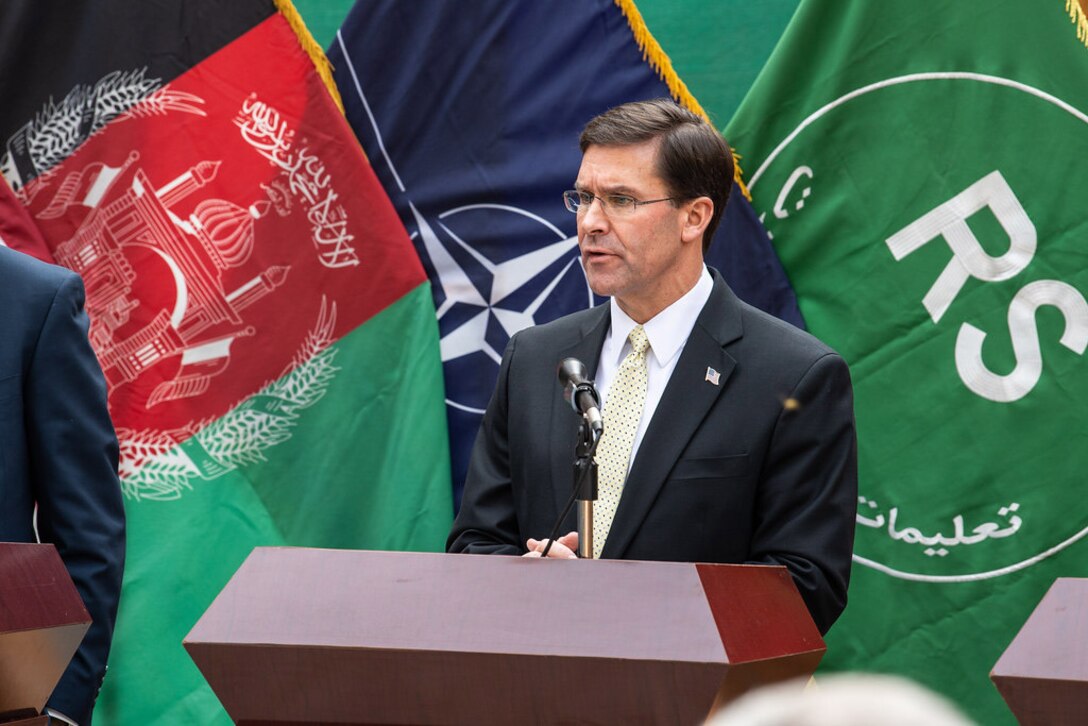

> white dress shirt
[595,266,714,474]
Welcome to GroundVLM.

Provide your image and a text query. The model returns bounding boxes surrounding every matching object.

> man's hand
[523,531,579,558]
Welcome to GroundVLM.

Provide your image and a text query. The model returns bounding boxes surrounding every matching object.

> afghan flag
[0,1,452,722]
[328,0,804,509]
[726,1,1088,722]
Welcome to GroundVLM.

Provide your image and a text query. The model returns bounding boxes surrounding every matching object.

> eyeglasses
[562,189,679,216]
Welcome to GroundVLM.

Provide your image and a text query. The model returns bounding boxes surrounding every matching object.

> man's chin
[584,262,626,297]
[584,273,618,300]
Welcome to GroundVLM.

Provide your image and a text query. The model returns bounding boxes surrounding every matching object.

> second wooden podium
[0,542,91,725]
[185,547,825,724]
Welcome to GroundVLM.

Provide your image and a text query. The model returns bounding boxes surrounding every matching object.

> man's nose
[579,196,609,236]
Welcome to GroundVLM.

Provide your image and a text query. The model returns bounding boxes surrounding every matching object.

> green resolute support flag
[726,1,1088,722]
[0,2,452,722]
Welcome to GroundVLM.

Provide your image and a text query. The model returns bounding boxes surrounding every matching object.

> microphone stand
[540,413,600,558]
[573,416,598,559]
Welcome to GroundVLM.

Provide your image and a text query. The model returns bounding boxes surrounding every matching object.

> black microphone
[557,357,603,438]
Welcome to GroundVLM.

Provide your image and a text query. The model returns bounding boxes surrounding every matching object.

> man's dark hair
[579,98,734,252]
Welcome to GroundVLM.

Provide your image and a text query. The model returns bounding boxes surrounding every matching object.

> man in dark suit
[448,99,856,634]
[1,208,126,724]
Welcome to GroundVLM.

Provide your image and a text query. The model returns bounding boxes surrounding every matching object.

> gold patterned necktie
[593,324,650,559]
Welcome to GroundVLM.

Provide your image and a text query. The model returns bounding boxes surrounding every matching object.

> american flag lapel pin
[705,366,720,386]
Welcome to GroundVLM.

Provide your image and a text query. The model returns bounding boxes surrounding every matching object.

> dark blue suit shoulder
[0,245,77,297]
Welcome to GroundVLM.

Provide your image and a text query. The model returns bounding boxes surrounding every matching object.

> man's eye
[577,192,595,205]
[608,195,635,208]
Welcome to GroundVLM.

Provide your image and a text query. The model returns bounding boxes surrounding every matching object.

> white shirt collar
[607,266,714,367]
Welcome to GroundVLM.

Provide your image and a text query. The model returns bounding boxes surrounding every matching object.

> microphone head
[558,358,599,412]
[557,357,589,389]
[558,358,587,409]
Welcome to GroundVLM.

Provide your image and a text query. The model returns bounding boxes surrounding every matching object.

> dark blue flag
[328,0,803,507]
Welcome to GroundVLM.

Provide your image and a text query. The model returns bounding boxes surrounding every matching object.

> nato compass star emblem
[327,58,597,421]
[409,201,595,414]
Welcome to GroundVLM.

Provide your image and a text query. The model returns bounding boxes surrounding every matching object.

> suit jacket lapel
[602,271,745,559]
[548,306,611,525]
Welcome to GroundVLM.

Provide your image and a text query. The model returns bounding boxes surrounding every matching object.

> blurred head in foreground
[706,674,975,726]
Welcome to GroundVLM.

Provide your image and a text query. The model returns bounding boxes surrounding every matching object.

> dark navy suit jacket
[449,269,857,634]
[0,244,125,724]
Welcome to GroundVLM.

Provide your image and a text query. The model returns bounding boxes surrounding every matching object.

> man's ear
[680,197,713,245]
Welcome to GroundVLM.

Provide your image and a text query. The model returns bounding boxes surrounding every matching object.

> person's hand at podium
[524,531,578,558]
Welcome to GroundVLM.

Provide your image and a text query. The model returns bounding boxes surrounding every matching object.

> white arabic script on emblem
[233,94,358,269]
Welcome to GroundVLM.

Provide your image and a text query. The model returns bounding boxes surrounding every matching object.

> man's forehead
[575,139,664,190]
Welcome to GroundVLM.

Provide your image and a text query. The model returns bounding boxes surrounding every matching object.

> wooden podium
[185,547,825,725]
[991,577,1088,725]
[0,543,91,726]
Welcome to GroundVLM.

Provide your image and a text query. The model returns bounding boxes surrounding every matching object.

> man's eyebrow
[573,183,638,195]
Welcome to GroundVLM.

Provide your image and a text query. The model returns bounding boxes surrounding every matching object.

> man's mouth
[582,247,616,262]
